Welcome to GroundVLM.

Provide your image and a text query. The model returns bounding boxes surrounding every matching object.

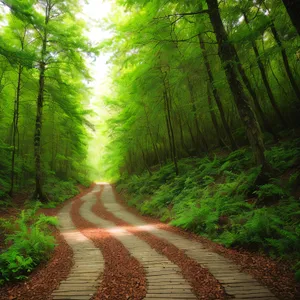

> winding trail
[80,186,196,300]
[52,203,104,300]
[101,185,277,300]
[52,183,278,300]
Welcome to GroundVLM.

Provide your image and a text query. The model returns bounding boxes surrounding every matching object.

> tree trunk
[34,59,47,201]
[187,76,208,152]
[198,34,237,150]
[270,21,300,102]
[9,64,22,197]
[207,83,226,148]
[243,12,287,128]
[281,0,300,35]
[33,7,50,201]
[232,42,278,139]
[186,117,198,154]
[141,100,162,166]
[163,86,179,175]
[139,141,152,175]
[178,114,185,149]
[206,0,267,167]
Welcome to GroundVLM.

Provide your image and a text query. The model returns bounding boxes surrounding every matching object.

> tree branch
[154,9,209,21]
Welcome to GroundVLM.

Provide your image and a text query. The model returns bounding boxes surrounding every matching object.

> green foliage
[0,208,58,284]
[0,0,94,201]
[100,0,300,180]
[254,183,287,200]
[119,140,300,278]
[266,139,300,171]
[44,177,79,206]
[294,261,300,282]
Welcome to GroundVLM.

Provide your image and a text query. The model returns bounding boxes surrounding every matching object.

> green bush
[0,208,58,284]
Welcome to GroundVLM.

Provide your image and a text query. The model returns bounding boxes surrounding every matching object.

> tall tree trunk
[50,102,56,171]
[141,100,162,166]
[34,59,46,200]
[9,27,27,196]
[232,41,278,139]
[198,34,237,150]
[270,21,300,102]
[243,12,287,128]
[281,0,300,35]
[172,34,208,153]
[207,83,226,148]
[9,64,22,197]
[185,116,198,154]
[206,0,267,167]
[187,76,208,152]
[33,7,50,201]
[177,111,189,154]
[163,85,179,175]
[139,141,152,175]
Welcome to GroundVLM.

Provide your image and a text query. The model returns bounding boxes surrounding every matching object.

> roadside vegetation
[117,138,300,279]
[0,206,58,285]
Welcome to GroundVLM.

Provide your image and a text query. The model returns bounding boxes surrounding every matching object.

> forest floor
[0,183,299,300]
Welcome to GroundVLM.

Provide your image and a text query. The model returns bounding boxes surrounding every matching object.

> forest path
[51,202,104,300]
[53,184,278,300]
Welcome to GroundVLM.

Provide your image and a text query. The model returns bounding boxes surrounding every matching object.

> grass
[117,138,300,280]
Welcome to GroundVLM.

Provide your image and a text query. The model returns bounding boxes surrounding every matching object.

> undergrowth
[41,176,80,208]
[117,138,300,280]
[0,205,58,285]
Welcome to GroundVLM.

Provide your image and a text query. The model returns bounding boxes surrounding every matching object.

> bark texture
[206,0,266,167]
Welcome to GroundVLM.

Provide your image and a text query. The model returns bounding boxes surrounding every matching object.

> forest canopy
[99,0,300,179]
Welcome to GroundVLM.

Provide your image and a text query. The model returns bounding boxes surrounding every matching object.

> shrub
[0,208,58,284]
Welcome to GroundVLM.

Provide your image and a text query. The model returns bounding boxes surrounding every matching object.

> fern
[119,145,300,280]
[254,183,287,199]
[0,209,57,284]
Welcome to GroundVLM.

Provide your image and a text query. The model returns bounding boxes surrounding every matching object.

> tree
[98,0,299,178]
[281,0,300,35]
[0,0,94,200]
[206,0,267,167]
[31,0,93,200]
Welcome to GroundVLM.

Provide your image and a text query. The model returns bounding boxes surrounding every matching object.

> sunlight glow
[82,0,113,93]
[62,223,160,240]
[81,1,115,181]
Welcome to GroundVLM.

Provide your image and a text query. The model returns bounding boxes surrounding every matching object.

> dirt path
[50,183,278,300]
